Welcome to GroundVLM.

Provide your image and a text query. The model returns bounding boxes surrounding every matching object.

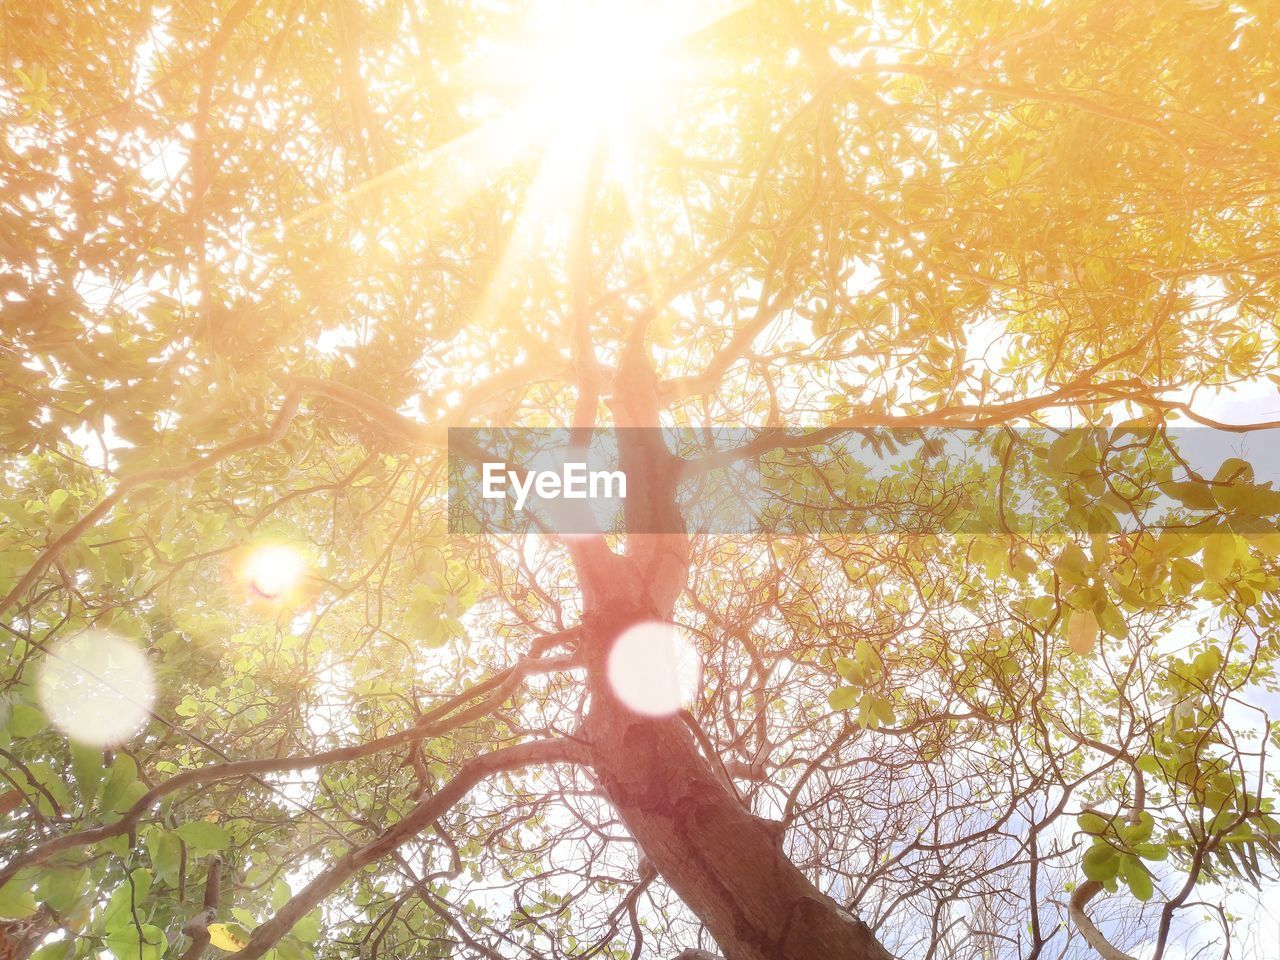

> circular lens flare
[37,630,156,747]
[242,544,307,600]
[607,621,701,716]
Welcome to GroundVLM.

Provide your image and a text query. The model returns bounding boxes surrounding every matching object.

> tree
[2,0,1280,958]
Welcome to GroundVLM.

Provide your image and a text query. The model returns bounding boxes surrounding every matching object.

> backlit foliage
[3,0,1280,957]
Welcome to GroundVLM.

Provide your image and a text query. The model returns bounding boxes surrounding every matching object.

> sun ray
[612,128,666,319]
[259,107,542,244]
[473,122,601,330]
[471,0,747,329]
[262,0,748,339]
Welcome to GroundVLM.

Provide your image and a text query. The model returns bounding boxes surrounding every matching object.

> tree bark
[580,604,892,960]
[569,338,894,960]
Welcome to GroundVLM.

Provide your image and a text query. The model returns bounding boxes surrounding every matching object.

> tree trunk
[578,600,893,960]
[567,334,894,959]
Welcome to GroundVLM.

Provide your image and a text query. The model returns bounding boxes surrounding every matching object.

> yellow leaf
[208,924,247,953]
[1067,609,1099,656]
[1202,534,1236,583]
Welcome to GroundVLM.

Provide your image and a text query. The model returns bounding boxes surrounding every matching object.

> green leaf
[25,761,72,817]
[106,922,167,960]
[99,754,140,814]
[30,942,75,960]
[1082,842,1119,883]
[0,878,38,920]
[405,588,441,638]
[871,694,895,727]
[271,879,292,911]
[146,828,184,888]
[827,686,858,711]
[175,820,230,851]
[1170,557,1204,592]
[1076,812,1109,836]
[70,742,104,807]
[1121,855,1154,901]
[857,693,877,729]
[1066,609,1099,656]
[1202,534,1237,583]
[7,703,47,738]
[1190,646,1223,682]
[1134,842,1168,862]
[1215,482,1280,515]
[1096,601,1128,640]
[47,488,69,517]
[854,639,883,675]
[1213,457,1253,484]
[1047,432,1082,473]
[1120,811,1155,845]
[1010,549,1037,577]
[1136,754,1162,775]
[102,869,152,929]
[1053,543,1092,585]
[292,907,323,943]
[209,922,251,952]
[1159,480,1216,511]
[38,867,88,912]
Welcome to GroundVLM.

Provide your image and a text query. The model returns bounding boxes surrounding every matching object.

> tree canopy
[3,0,1280,958]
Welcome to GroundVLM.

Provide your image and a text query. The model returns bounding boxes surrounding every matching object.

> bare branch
[0,648,580,886]
[0,386,305,618]
[0,362,564,619]
[237,737,593,960]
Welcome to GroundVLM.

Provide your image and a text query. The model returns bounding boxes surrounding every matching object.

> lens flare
[37,630,156,746]
[242,544,307,600]
[607,621,701,716]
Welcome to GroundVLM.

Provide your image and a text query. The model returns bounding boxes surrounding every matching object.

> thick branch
[682,384,1280,478]
[1,362,561,618]
[237,738,592,960]
[1068,880,1136,960]
[0,647,579,886]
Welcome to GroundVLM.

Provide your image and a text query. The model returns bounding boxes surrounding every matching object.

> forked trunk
[576,338,893,959]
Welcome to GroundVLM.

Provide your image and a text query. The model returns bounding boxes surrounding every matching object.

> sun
[473,0,735,151]
[279,0,739,326]
[241,544,308,602]
[463,0,738,323]
[519,1,685,127]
